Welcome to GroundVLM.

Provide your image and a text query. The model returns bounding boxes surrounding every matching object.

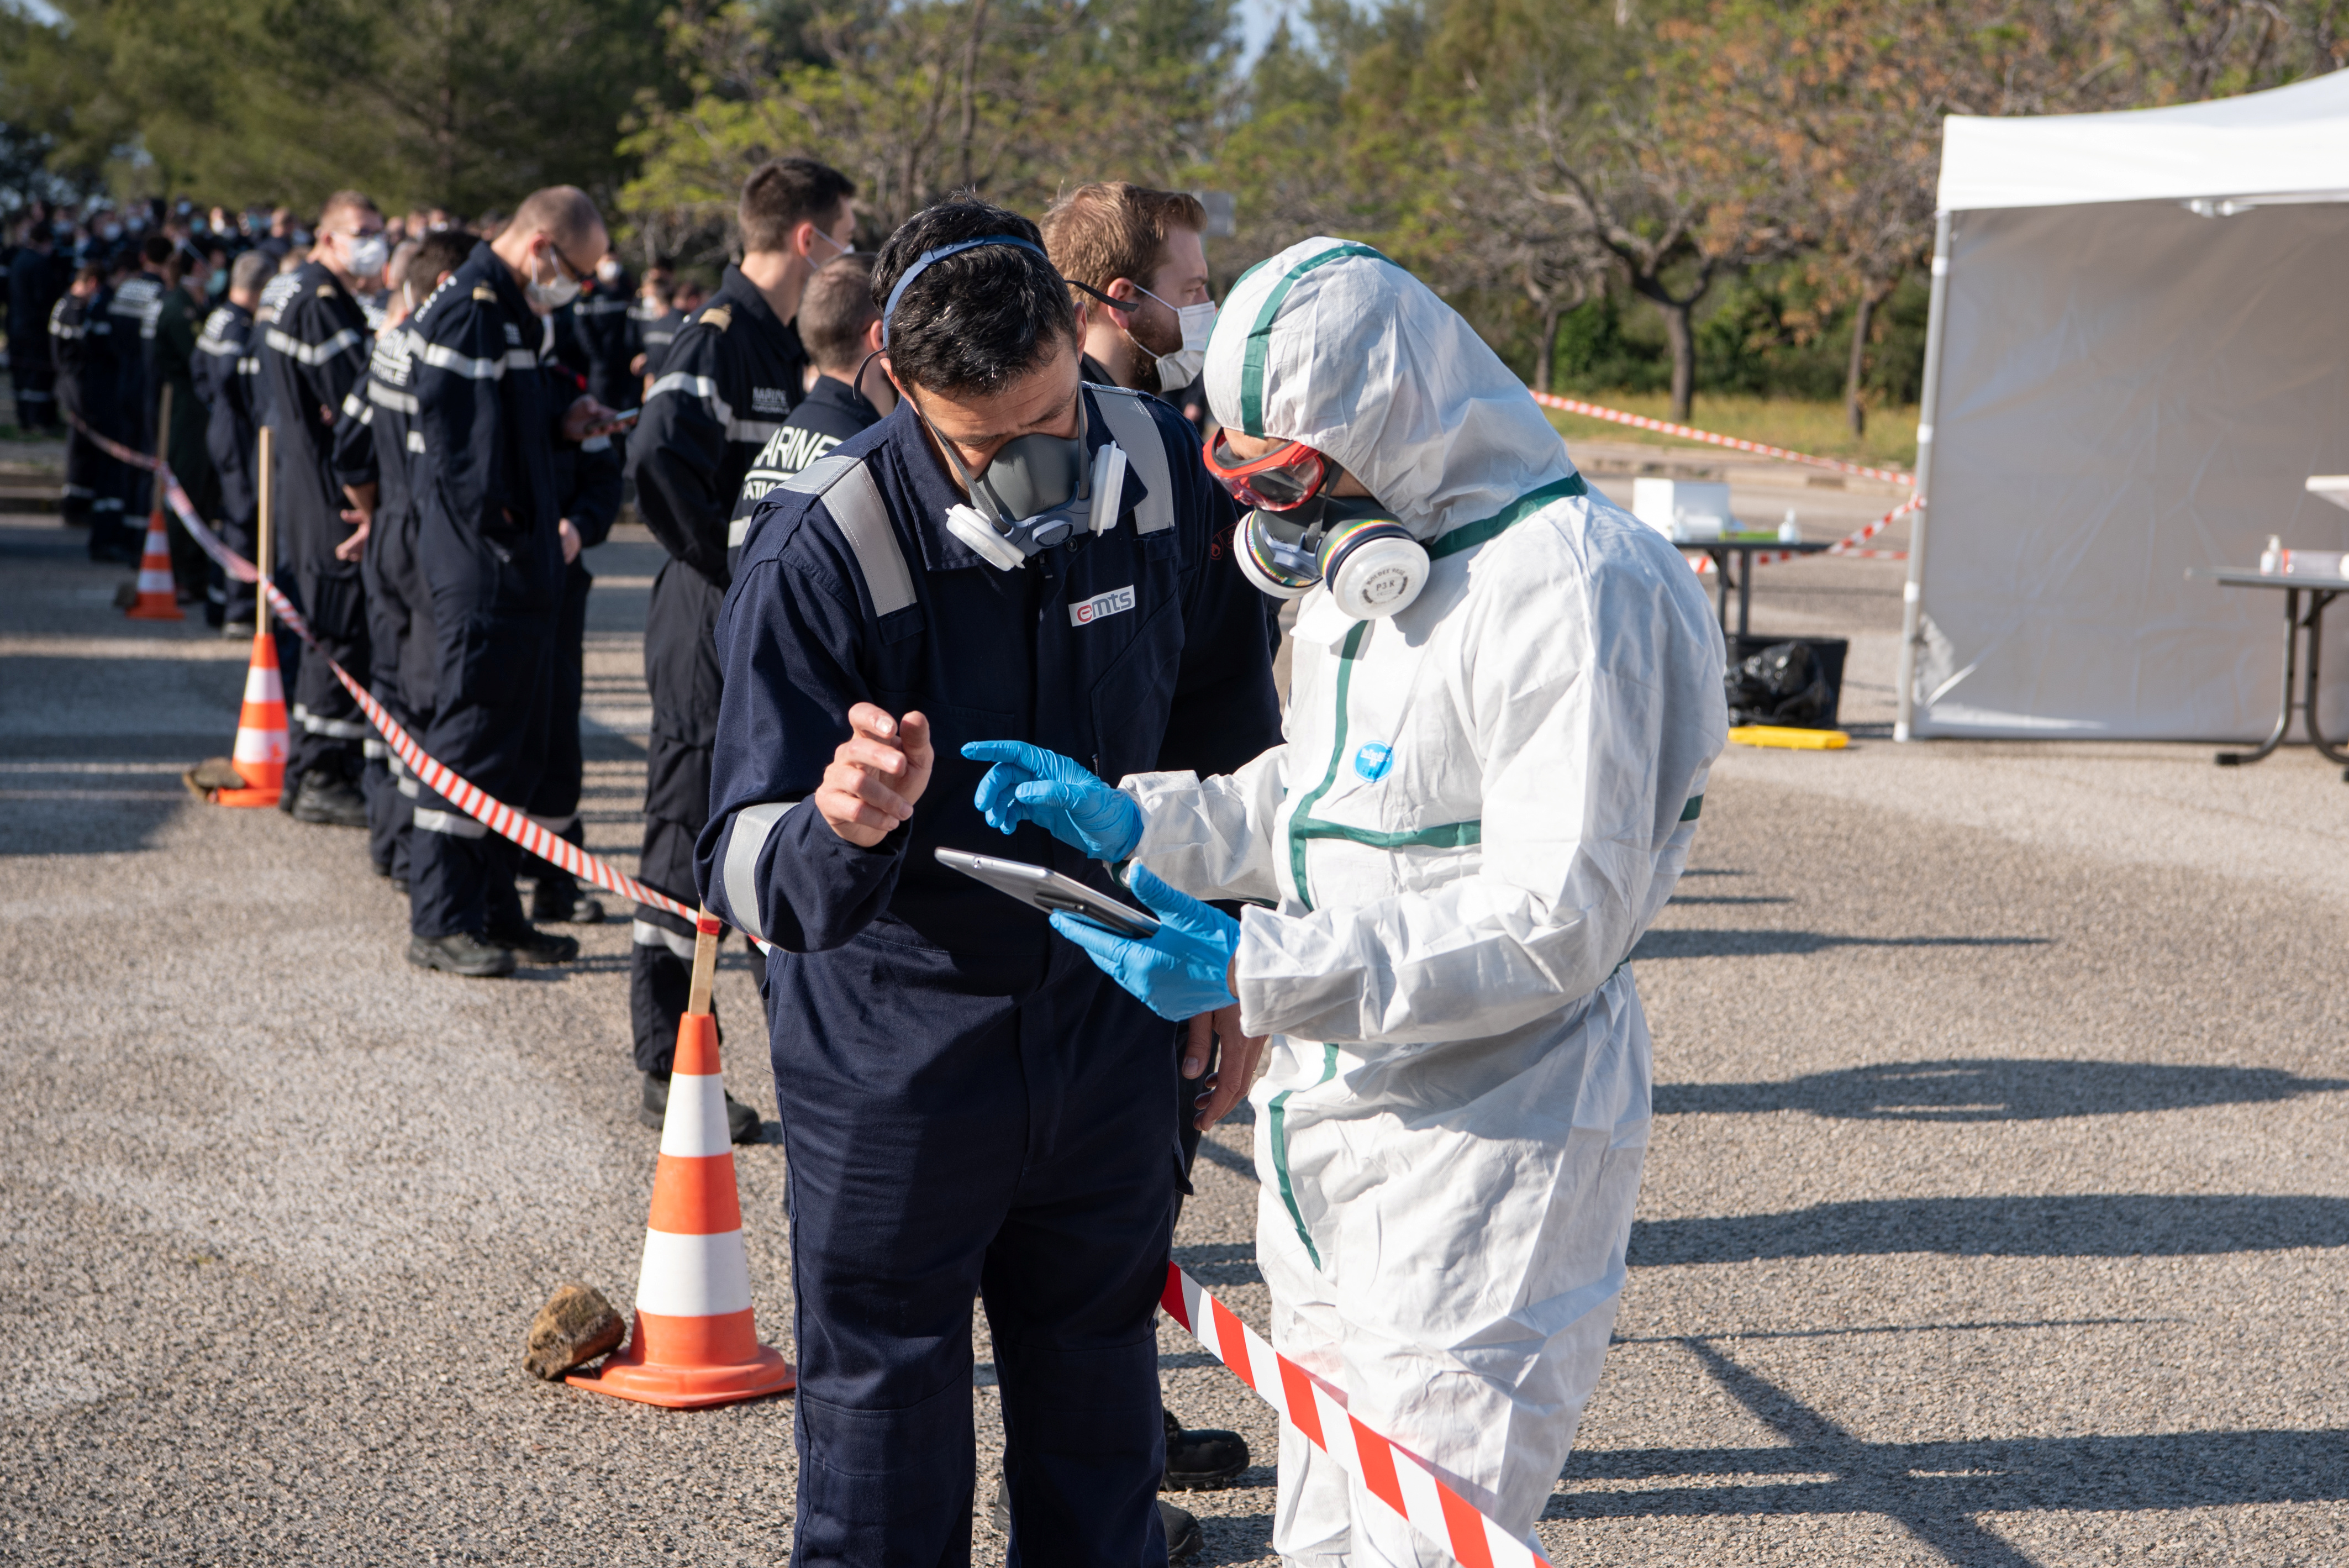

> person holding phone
[697,198,1278,1564]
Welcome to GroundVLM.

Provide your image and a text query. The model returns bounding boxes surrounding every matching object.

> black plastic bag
[1726,640,1832,728]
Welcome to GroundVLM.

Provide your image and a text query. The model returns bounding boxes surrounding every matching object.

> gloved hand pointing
[1050,865,1240,1021]
[962,741,1144,861]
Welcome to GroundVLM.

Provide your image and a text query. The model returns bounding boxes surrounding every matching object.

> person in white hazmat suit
[962,237,1726,1563]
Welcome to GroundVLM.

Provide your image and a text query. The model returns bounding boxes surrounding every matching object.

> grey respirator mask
[925,393,1128,570]
[884,235,1131,571]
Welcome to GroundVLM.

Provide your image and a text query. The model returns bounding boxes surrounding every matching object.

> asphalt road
[2,478,2342,1565]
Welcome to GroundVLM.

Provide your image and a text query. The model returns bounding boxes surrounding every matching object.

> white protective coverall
[1117,238,1726,1564]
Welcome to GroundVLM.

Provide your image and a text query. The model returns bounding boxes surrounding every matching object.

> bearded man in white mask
[1042,183,1217,423]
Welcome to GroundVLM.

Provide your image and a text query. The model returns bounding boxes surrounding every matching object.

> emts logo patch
[1068,586,1137,627]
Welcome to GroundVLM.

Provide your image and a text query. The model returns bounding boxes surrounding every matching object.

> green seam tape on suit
[1290,819,1481,850]
[1238,243,1387,434]
[1268,1042,1339,1269]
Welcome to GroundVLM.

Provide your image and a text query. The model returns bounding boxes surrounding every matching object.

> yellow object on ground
[1730,725,1849,750]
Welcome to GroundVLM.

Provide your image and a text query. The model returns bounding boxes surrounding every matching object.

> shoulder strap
[1087,387,1176,536]
[783,452,915,617]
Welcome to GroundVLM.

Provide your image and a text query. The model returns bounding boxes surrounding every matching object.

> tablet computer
[934,848,1160,939]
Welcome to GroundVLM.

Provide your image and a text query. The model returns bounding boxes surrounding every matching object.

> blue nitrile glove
[962,740,1144,861]
[1050,864,1240,1021]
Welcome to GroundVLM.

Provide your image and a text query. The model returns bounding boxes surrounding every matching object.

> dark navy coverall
[699,384,1278,1566]
[522,430,624,890]
[625,264,807,1072]
[572,271,640,414]
[110,268,162,520]
[9,243,64,432]
[403,244,567,939]
[51,286,135,557]
[257,260,374,794]
[194,299,264,625]
[345,316,430,880]
[726,372,882,577]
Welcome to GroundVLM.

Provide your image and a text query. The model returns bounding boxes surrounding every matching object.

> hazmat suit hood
[1203,236,1579,543]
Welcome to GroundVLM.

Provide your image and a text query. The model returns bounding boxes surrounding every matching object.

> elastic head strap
[881,236,1052,348]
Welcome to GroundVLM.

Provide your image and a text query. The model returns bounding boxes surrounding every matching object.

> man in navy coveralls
[699,198,1278,1565]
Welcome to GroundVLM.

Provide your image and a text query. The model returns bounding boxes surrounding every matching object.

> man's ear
[864,319,886,354]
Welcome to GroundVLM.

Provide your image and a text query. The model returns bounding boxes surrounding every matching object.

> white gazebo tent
[1896,73,2349,742]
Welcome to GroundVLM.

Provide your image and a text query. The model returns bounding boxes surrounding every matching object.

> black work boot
[530,877,604,925]
[988,1475,1204,1558]
[1162,1408,1250,1490]
[289,767,367,827]
[1159,1499,1203,1560]
[486,920,580,964]
[640,1070,761,1143]
[407,932,518,978]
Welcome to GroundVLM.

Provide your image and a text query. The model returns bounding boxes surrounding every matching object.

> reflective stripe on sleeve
[632,919,697,960]
[417,341,504,380]
[645,371,732,429]
[265,325,364,365]
[720,801,793,942]
[368,382,419,413]
[414,808,489,839]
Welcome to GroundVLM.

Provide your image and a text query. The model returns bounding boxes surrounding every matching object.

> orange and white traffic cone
[215,631,287,808]
[572,913,793,1408]
[124,507,184,621]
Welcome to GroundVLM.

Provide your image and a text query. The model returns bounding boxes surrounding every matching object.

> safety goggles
[1203,429,1328,512]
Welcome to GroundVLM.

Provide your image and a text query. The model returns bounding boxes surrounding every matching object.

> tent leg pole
[1895,209,1954,743]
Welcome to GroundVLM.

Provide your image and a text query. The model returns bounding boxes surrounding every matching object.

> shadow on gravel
[0,783,186,855]
[1174,1242,1262,1289]
[1629,1195,2349,1264]
[1556,1333,2346,1563]
[1631,928,2047,959]
[1657,1057,2349,1121]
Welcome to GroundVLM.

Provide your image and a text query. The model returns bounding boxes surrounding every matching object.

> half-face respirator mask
[883,235,1131,572]
[926,393,1128,571]
[1203,428,1428,620]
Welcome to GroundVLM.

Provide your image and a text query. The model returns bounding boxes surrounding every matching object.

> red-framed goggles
[1203,429,1329,512]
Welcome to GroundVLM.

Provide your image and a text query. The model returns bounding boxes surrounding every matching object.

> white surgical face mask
[1127,286,1216,394]
[527,254,582,311]
[596,255,624,283]
[344,231,389,280]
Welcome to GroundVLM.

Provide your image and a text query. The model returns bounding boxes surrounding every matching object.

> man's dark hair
[871,198,1075,396]
[740,157,855,255]
[140,233,173,268]
[403,230,475,294]
[800,254,878,374]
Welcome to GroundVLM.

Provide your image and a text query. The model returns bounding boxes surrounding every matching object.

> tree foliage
[0,0,669,216]
[6,0,2343,411]
[617,0,1232,262]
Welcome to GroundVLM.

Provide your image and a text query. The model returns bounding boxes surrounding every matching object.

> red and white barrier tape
[1529,390,1915,488]
[78,415,701,927]
[1683,493,1920,575]
[1160,1263,1550,1568]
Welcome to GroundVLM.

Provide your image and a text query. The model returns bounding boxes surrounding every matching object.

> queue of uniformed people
[10,168,1325,1561]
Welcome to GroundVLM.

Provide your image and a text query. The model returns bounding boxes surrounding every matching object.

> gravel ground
[2,483,2343,1566]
